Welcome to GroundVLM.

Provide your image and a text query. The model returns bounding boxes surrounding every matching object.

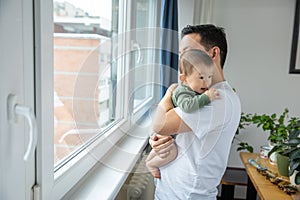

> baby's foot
[150,169,161,179]
[146,164,161,179]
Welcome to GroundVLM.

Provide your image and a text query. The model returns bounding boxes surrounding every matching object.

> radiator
[116,152,155,200]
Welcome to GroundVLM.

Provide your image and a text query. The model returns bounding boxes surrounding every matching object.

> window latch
[7,94,37,161]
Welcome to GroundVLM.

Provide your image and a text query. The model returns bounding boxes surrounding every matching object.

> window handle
[133,42,142,64]
[7,94,37,161]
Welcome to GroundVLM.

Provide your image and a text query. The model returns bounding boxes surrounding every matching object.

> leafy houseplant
[235,109,300,177]
[236,108,300,154]
[270,126,300,178]
[235,112,255,153]
[286,127,300,184]
[265,111,300,153]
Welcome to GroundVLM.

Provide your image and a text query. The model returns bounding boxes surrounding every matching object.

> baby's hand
[205,88,220,101]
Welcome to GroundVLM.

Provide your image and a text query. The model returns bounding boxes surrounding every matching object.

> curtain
[160,0,179,98]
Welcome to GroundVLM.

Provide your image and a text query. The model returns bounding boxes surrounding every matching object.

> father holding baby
[149,24,241,200]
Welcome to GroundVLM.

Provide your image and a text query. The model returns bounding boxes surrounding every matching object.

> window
[53,0,123,168]
[132,0,157,111]
[44,0,160,198]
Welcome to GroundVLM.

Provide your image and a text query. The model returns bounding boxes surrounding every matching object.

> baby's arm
[175,92,209,113]
[204,88,220,101]
[175,88,220,113]
[146,139,178,178]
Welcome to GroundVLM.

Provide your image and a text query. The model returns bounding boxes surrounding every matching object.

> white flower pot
[290,169,300,191]
[268,142,277,164]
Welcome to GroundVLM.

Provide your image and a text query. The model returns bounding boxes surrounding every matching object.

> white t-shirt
[154,81,241,200]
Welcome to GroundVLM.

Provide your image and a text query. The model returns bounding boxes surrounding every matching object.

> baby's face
[184,65,213,94]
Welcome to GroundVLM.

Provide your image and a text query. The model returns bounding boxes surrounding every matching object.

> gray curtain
[160,0,179,97]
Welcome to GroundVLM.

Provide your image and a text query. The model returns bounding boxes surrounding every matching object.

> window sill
[61,120,152,200]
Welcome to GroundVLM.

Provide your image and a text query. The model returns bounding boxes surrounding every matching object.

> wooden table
[240,152,300,200]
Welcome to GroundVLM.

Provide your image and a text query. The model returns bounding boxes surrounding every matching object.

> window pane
[133,0,157,110]
[53,0,120,167]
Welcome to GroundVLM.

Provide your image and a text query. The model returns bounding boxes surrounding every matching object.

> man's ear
[179,73,185,82]
[210,46,220,59]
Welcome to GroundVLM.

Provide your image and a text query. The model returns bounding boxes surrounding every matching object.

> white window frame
[130,0,161,124]
[35,0,160,199]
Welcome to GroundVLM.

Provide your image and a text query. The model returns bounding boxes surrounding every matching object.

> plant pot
[269,152,277,164]
[276,154,289,177]
[290,170,300,186]
[260,145,271,159]
[268,142,277,164]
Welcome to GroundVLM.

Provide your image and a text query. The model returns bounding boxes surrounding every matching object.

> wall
[179,0,300,167]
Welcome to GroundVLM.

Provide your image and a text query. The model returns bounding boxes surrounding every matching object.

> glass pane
[53,0,120,167]
[133,0,156,110]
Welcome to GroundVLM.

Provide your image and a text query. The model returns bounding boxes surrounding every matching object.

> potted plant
[267,137,291,176]
[286,127,300,185]
[236,108,292,153]
[236,108,300,174]
[270,125,300,178]
[252,108,292,145]
[265,112,300,176]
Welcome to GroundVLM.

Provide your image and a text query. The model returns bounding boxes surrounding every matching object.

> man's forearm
[152,89,174,133]
[152,85,192,135]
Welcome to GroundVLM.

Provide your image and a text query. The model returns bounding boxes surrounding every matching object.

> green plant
[234,112,254,153]
[286,127,300,178]
[236,108,300,154]
[266,111,300,158]
[270,126,300,181]
[252,108,291,144]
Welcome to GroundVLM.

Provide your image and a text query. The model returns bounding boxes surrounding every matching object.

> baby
[146,49,220,178]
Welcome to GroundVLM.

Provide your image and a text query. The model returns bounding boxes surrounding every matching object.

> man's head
[180,24,227,69]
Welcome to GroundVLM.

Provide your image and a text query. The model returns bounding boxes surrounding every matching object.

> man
[150,24,241,199]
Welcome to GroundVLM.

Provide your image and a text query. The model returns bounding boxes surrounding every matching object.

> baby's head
[179,49,215,94]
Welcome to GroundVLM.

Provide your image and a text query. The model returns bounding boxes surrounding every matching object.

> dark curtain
[160,0,179,98]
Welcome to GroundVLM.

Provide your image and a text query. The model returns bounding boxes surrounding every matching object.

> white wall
[179,0,300,167]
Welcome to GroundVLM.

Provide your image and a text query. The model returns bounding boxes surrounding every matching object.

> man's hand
[149,134,174,158]
[167,83,178,93]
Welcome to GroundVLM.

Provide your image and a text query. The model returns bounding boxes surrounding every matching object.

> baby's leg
[146,143,178,178]
[146,150,161,178]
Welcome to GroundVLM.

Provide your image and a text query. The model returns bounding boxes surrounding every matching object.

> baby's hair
[179,49,214,76]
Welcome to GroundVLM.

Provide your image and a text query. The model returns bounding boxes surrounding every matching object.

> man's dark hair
[181,24,227,68]
[180,49,214,76]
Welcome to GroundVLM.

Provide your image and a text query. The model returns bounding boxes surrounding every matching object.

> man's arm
[152,84,192,135]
